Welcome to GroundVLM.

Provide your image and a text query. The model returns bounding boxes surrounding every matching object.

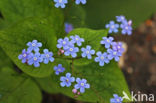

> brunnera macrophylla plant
[18,15,132,98]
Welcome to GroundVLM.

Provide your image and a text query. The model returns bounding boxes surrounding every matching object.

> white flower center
[76,38,79,41]
[118,46,120,49]
[32,43,36,47]
[125,26,128,30]
[46,54,49,58]
[63,41,66,45]
[100,56,104,60]
[81,83,84,86]
[59,0,62,3]
[66,79,69,82]
[121,17,124,20]
[107,40,110,43]
[58,69,61,71]
[70,48,73,51]
[116,99,120,102]
[113,52,117,55]
[86,50,90,54]
[33,57,37,61]
[23,54,27,57]
[111,25,115,29]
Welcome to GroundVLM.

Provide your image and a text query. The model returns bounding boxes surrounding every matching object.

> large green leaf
[0,17,61,77]
[36,59,130,103]
[0,67,42,103]
[84,0,156,29]
[0,0,64,31]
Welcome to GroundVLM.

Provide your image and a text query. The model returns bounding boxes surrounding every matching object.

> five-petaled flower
[81,45,95,59]
[70,35,84,46]
[65,23,73,34]
[18,49,30,63]
[60,73,75,87]
[112,42,124,53]
[100,37,114,48]
[105,21,119,34]
[54,0,68,8]
[64,45,79,58]
[74,78,90,93]
[54,64,65,75]
[120,20,133,35]
[41,49,54,64]
[116,15,125,23]
[110,94,123,103]
[107,49,122,62]
[57,37,71,50]
[95,51,109,66]
[27,40,42,52]
[27,53,43,67]
[75,0,87,5]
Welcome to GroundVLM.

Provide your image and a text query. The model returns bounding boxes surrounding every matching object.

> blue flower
[110,94,123,103]
[64,45,79,58]
[54,64,65,75]
[65,23,73,34]
[120,20,132,35]
[27,40,42,52]
[27,53,43,67]
[75,0,87,5]
[54,0,68,8]
[18,49,30,63]
[95,51,109,66]
[70,35,84,46]
[60,73,75,87]
[112,42,124,53]
[100,37,114,48]
[41,49,54,64]
[116,15,125,23]
[74,78,90,93]
[81,45,95,59]
[57,37,71,50]
[105,21,119,34]
[107,49,122,62]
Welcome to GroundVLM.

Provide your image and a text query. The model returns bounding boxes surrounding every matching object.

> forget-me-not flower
[57,37,71,50]
[105,21,119,34]
[74,78,90,93]
[100,37,114,48]
[95,51,109,66]
[60,73,75,87]
[54,0,68,8]
[112,42,124,53]
[64,45,79,58]
[107,49,122,62]
[116,15,125,23]
[120,20,132,35]
[70,35,84,46]
[27,40,42,52]
[75,0,87,5]
[81,45,95,59]
[27,53,43,67]
[54,64,65,75]
[41,49,54,64]
[110,94,123,103]
[18,49,30,63]
[65,23,73,34]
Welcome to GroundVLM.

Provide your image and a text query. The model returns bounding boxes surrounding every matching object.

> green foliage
[0,17,59,77]
[36,60,130,103]
[84,0,156,29]
[0,67,42,103]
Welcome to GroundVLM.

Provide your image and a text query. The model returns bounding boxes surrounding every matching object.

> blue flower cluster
[18,40,54,67]
[54,0,87,8]
[57,35,84,58]
[110,94,123,103]
[53,64,90,94]
[105,15,133,35]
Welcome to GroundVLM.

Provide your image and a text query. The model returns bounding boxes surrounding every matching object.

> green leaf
[64,4,86,28]
[0,0,63,31]
[0,67,42,103]
[67,28,108,65]
[36,60,130,103]
[0,17,60,77]
[84,0,156,29]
